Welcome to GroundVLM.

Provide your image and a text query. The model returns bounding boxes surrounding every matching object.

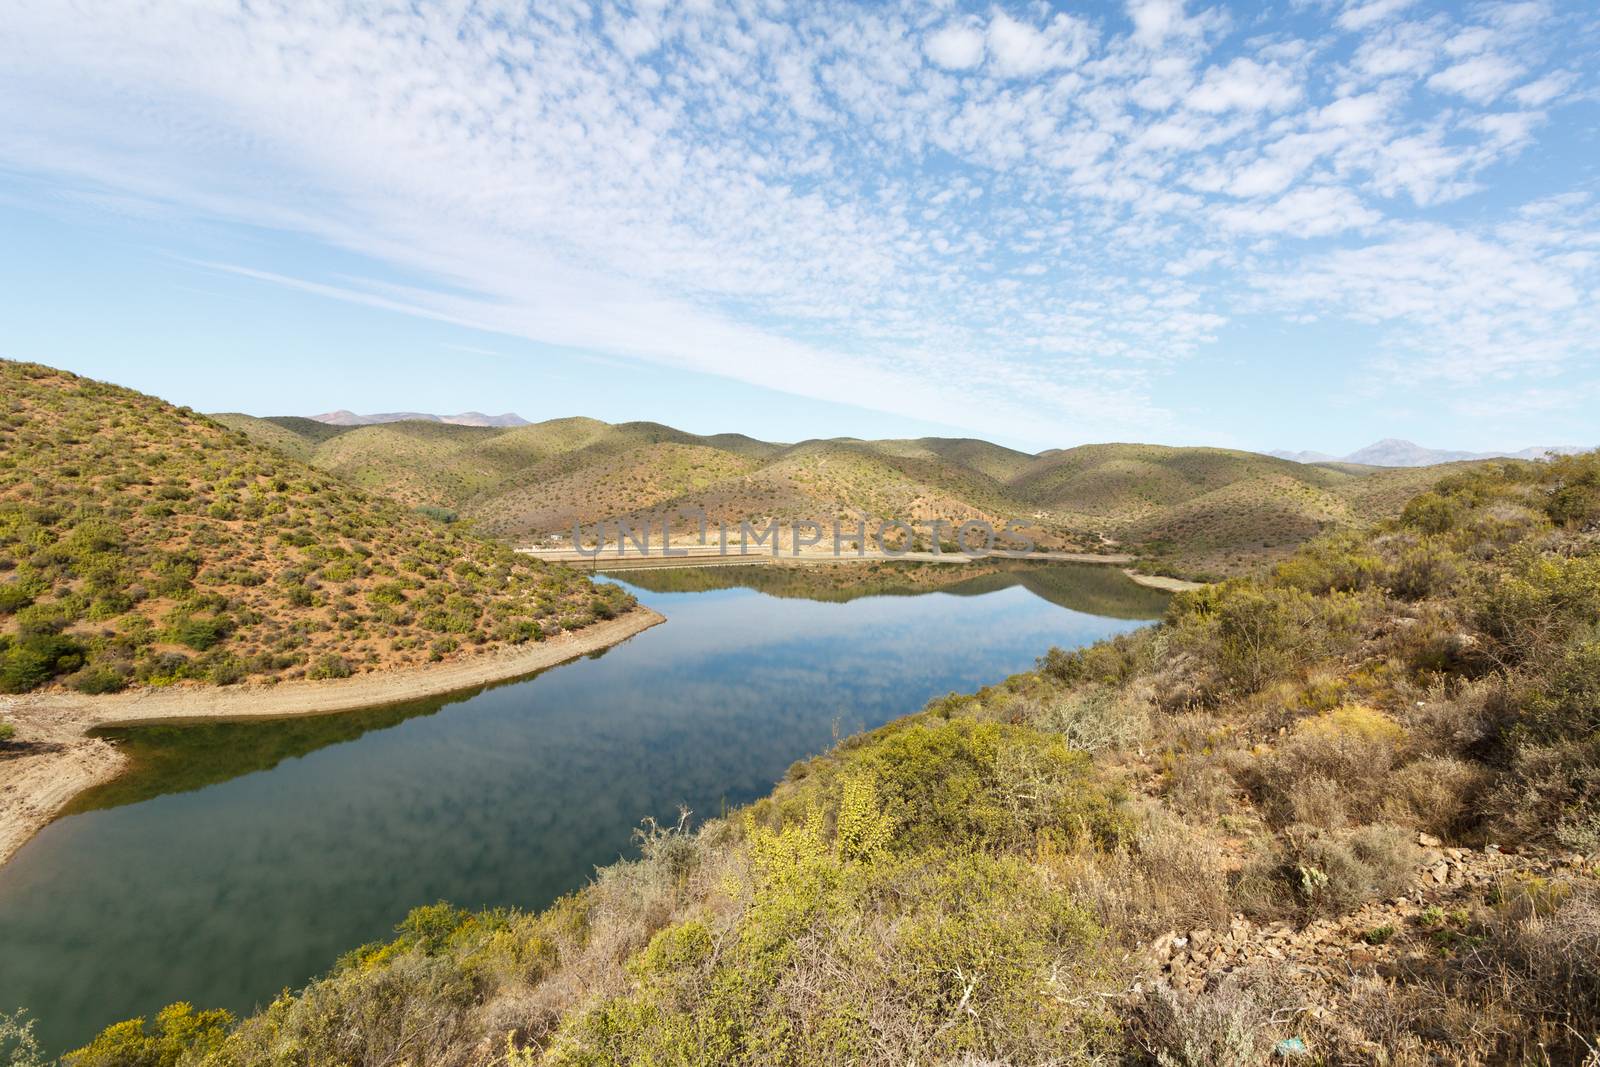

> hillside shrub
[67,664,128,694]
[1131,980,1276,1067]
[64,1002,232,1067]
[0,632,84,692]
[841,718,1127,853]
[1274,533,1381,594]
[0,583,34,614]
[1387,540,1461,600]
[1521,638,1600,742]
[1256,705,1408,827]
[164,614,228,652]
[308,654,353,680]
[1238,824,1416,917]
[1029,684,1149,753]
[1401,492,1460,534]
[1170,581,1357,698]
[1474,552,1600,664]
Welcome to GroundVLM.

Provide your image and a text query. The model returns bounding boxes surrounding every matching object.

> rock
[1418,832,1441,848]
[1430,863,1449,884]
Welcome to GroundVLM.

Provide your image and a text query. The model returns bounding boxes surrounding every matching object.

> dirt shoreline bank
[1120,569,1205,592]
[0,606,664,869]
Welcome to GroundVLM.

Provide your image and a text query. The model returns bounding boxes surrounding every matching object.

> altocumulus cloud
[0,0,1596,445]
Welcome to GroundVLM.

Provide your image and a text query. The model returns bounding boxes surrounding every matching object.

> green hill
[0,362,630,694]
[222,417,1470,577]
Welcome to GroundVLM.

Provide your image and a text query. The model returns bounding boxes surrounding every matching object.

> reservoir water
[0,562,1166,1053]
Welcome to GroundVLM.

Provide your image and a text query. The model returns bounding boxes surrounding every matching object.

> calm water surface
[0,563,1165,1053]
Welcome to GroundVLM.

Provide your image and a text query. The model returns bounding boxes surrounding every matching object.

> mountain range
[311,409,530,428]
[1270,438,1587,467]
[211,415,1467,579]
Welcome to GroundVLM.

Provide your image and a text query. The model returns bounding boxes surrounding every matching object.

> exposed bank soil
[1121,569,1206,593]
[0,607,663,868]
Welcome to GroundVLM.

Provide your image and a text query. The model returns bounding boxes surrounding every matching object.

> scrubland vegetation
[46,450,1600,1063]
[0,362,631,694]
[221,415,1448,578]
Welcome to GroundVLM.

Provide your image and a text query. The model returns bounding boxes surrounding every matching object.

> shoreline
[0,606,664,869]
[1119,569,1205,592]
[523,545,1137,569]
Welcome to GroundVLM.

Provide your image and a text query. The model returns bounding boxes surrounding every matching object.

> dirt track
[0,607,663,868]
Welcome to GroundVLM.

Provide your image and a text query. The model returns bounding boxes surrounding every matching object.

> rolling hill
[217,415,1476,578]
[0,362,631,694]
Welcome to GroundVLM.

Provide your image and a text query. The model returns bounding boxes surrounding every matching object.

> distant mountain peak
[1272,439,1588,468]
[309,410,530,428]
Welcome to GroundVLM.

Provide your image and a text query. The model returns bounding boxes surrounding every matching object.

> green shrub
[0,582,34,614]
[67,664,128,694]
[1544,452,1600,527]
[1172,581,1351,698]
[845,718,1126,853]
[1274,534,1381,594]
[308,654,352,680]
[0,720,14,743]
[1037,630,1150,686]
[1474,553,1600,663]
[1523,639,1600,742]
[1401,491,1461,534]
[64,1002,233,1067]
[1388,541,1461,600]
[164,614,228,652]
[368,581,407,606]
[205,656,246,686]
[0,632,84,692]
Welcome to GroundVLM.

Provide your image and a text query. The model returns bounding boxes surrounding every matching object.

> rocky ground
[1137,835,1600,1058]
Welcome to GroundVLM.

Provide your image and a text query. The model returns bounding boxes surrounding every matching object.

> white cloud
[1512,70,1573,106]
[1215,186,1380,237]
[1317,92,1388,128]
[1187,59,1302,113]
[1336,0,1417,32]
[1253,215,1600,384]
[0,0,1590,445]
[924,23,984,71]
[1223,155,1305,197]
[1428,54,1523,102]
[1352,24,1441,79]
[985,12,1093,78]
[1126,0,1201,47]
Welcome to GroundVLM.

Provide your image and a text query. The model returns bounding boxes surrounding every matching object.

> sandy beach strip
[1120,569,1205,592]
[0,606,663,868]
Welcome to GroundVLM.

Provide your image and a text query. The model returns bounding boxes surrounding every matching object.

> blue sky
[1,0,1596,454]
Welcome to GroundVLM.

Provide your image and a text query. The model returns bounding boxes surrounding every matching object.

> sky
[1,0,1597,455]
